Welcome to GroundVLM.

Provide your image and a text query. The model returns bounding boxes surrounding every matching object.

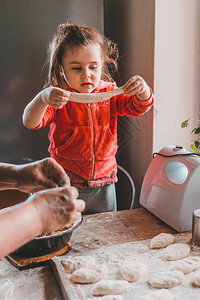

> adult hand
[12,157,70,193]
[31,187,85,232]
[0,186,85,258]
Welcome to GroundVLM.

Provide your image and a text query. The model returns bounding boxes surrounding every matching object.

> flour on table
[143,289,174,300]
[172,256,200,274]
[91,279,130,296]
[61,256,95,273]
[192,271,200,286]
[150,233,175,249]
[70,265,108,284]
[120,260,147,282]
[162,243,190,261]
[148,270,184,288]
[63,239,200,299]
[100,296,123,300]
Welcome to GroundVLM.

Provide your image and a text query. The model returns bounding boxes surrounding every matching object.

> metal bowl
[12,216,83,257]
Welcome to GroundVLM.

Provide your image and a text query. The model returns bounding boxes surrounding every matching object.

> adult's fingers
[74,198,86,212]
[42,158,70,187]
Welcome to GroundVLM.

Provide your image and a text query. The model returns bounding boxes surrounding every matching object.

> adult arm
[0,187,85,258]
[0,157,70,192]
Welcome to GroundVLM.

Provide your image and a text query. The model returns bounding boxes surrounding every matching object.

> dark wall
[104,0,155,207]
[0,0,103,163]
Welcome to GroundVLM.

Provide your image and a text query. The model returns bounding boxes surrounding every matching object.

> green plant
[181,118,200,153]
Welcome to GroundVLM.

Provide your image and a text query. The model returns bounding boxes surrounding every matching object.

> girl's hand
[41,87,70,109]
[123,75,151,100]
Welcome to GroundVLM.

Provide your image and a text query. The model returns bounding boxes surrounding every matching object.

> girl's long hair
[45,23,119,88]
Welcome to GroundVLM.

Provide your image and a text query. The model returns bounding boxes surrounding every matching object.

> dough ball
[143,289,174,299]
[91,279,130,296]
[162,243,190,261]
[172,256,200,274]
[120,261,147,282]
[61,256,95,274]
[70,265,108,284]
[100,296,123,300]
[150,233,175,249]
[192,271,200,286]
[148,270,184,288]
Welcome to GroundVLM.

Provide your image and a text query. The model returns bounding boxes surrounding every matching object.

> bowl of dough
[12,215,83,257]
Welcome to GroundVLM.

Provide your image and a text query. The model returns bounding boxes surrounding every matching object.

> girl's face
[61,43,103,93]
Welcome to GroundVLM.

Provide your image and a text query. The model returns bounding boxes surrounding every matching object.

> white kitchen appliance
[139,145,200,232]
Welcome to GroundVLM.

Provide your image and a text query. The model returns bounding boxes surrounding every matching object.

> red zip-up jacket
[33,80,154,185]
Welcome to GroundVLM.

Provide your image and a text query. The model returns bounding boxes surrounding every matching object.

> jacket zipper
[88,103,95,179]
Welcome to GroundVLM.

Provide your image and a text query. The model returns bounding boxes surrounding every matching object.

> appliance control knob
[175,145,183,149]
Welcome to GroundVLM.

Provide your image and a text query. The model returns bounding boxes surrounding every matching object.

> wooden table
[0,208,191,299]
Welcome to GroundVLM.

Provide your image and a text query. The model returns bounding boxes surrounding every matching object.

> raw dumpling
[172,256,200,274]
[70,265,108,283]
[162,243,190,261]
[120,261,147,282]
[148,270,184,288]
[150,233,175,249]
[61,256,95,273]
[143,289,174,299]
[91,279,129,296]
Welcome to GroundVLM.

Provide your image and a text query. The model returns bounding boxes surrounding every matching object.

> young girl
[23,23,154,214]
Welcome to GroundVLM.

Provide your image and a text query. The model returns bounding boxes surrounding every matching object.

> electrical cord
[117,165,135,210]
[153,152,200,159]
